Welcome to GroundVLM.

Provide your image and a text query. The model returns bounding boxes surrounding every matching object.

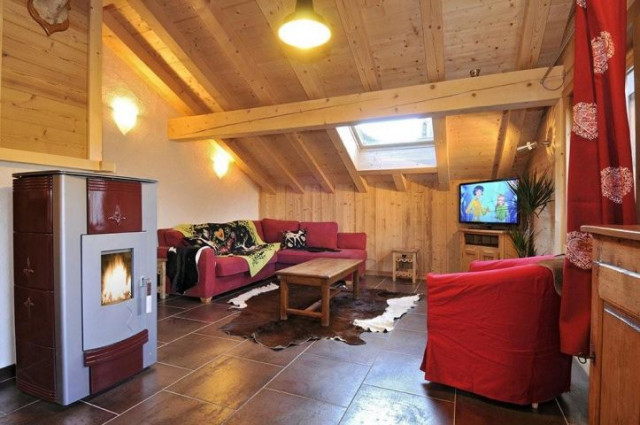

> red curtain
[562,0,637,356]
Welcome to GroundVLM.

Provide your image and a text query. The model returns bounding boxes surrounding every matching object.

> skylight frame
[349,117,435,150]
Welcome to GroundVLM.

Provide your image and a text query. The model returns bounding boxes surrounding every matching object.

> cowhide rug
[220,283,421,349]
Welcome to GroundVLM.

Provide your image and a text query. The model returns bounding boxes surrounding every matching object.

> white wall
[0,48,260,368]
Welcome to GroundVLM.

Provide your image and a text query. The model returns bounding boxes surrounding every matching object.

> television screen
[459,178,519,225]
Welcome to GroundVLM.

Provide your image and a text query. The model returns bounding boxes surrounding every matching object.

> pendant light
[278,0,331,49]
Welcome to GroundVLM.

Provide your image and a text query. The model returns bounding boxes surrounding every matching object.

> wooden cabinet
[459,229,517,272]
[584,225,640,425]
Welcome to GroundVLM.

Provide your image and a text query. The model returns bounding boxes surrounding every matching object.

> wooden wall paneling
[335,186,355,232]
[430,187,448,273]
[0,0,111,171]
[446,184,461,272]
[553,96,568,254]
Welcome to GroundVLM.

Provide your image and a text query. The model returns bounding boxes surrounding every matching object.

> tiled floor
[0,275,588,425]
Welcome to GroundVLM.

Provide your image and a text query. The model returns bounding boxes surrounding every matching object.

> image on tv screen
[459,179,518,224]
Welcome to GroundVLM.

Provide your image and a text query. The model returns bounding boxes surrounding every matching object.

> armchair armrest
[468,255,556,272]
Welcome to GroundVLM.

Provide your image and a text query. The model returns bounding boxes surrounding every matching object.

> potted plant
[508,170,554,257]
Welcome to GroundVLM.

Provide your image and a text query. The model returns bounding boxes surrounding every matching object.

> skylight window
[351,117,434,148]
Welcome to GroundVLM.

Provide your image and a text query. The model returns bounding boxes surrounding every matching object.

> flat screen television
[459,178,519,226]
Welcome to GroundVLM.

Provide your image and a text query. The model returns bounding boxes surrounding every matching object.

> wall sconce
[212,147,232,178]
[111,96,139,135]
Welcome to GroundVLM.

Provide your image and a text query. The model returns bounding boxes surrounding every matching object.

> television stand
[459,228,518,272]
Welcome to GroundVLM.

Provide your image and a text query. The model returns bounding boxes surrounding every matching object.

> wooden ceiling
[102,0,573,193]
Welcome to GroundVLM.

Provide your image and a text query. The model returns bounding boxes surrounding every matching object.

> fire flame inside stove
[101,252,132,305]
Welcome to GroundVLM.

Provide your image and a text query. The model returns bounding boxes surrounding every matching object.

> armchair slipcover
[420,256,572,405]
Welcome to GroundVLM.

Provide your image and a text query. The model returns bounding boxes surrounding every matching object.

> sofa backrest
[261,218,300,243]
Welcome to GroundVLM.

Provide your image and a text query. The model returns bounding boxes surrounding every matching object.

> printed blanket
[174,220,279,277]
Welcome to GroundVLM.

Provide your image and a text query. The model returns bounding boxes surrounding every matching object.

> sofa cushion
[160,229,189,248]
[215,253,277,277]
[276,248,366,265]
[300,221,338,249]
[337,232,366,250]
[282,229,307,249]
[262,218,299,243]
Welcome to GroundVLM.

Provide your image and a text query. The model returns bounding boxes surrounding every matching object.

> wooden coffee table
[276,258,363,327]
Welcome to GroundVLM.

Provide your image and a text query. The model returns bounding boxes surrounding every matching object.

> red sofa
[421,255,572,405]
[157,218,367,302]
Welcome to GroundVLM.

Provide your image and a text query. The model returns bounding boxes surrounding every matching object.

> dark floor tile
[415,282,426,294]
[157,304,186,320]
[0,366,15,383]
[169,355,281,409]
[340,384,454,425]
[375,279,417,294]
[194,313,245,341]
[455,391,566,425]
[161,295,203,309]
[395,312,427,332]
[0,400,115,425]
[176,303,235,323]
[306,335,386,365]
[226,340,310,366]
[268,353,369,407]
[106,390,234,425]
[557,361,589,425]
[0,379,37,415]
[365,350,454,401]
[157,317,209,343]
[158,333,241,369]
[383,329,427,356]
[226,388,345,425]
[85,363,190,414]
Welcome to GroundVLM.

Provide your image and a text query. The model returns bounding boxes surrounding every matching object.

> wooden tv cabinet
[583,225,640,425]
[459,228,517,272]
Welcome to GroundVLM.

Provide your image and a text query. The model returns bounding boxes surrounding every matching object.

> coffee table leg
[321,281,330,327]
[353,269,360,298]
[280,279,289,320]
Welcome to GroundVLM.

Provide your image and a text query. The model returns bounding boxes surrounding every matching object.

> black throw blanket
[166,246,210,293]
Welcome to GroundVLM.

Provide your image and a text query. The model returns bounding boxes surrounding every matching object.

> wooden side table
[392,249,419,284]
[157,258,168,300]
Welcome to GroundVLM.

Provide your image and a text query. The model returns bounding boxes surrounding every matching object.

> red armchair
[421,256,572,405]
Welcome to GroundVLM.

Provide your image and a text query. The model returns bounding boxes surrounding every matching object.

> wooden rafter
[216,139,277,194]
[116,1,277,193]
[168,66,564,141]
[335,0,381,91]
[256,139,304,194]
[420,0,445,82]
[494,110,527,179]
[493,0,552,179]
[127,0,228,111]
[516,0,552,70]
[359,167,437,176]
[433,117,449,190]
[102,14,202,115]
[289,133,335,193]
[326,129,368,193]
[392,173,408,192]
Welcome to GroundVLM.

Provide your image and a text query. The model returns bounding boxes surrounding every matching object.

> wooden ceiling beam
[335,0,381,91]
[256,139,305,194]
[168,66,564,141]
[102,13,201,115]
[392,173,408,192]
[327,129,368,193]
[359,167,437,176]
[128,0,230,111]
[289,133,335,193]
[494,110,527,179]
[433,117,449,190]
[420,0,445,82]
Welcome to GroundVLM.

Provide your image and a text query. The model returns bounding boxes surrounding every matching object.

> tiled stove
[12,171,157,405]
